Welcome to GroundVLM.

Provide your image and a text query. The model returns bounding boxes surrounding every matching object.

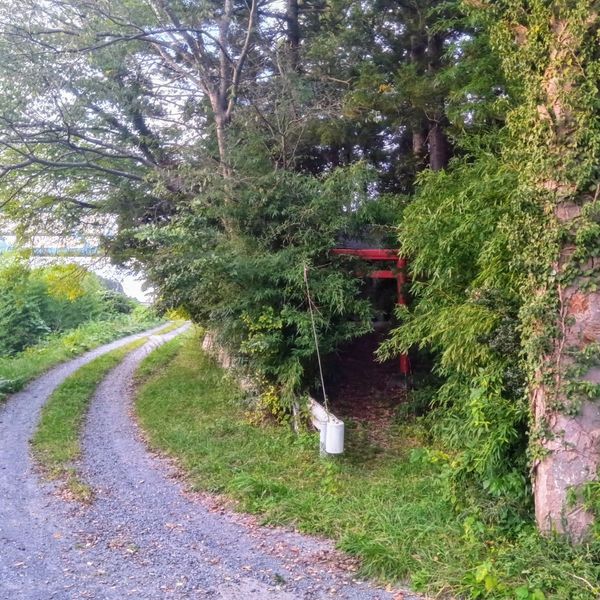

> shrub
[136,160,396,405]
[0,255,139,356]
[380,143,531,521]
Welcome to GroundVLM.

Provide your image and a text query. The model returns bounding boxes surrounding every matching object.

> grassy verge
[0,312,163,403]
[135,331,600,600]
[31,337,149,501]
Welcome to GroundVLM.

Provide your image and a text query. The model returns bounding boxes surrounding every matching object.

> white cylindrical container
[325,419,344,454]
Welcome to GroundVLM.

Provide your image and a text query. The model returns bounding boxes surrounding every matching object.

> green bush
[136,332,600,599]
[134,159,396,404]
[0,309,162,403]
[380,142,532,522]
[0,256,136,356]
[98,289,134,315]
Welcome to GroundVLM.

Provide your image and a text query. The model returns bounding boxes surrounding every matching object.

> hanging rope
[303,263,329,414]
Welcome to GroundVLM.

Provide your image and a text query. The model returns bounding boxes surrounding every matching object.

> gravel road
[0,326,420,600]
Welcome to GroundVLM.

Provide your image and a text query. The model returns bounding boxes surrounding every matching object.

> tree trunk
[529,12,600,542]
[533,348,600,542]
[286,0,300,72]
[215,113,231,179]
[412,120,428,168]
[428,122,449,171]
[410,32,429,169]
[426,32,450,171]
[533,210,600,541]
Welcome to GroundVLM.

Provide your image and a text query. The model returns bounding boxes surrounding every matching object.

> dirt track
[0,326,419,600]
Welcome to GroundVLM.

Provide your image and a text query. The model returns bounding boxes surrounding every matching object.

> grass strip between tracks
[134,330,600,600]
[30,336,154,501]
[31,321,185,501]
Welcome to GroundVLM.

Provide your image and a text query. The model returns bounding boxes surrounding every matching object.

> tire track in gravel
[1,325,420,600]
[0,323,175,599]
[73,326,409,600]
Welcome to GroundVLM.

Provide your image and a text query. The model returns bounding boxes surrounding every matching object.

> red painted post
[396,258,411,376]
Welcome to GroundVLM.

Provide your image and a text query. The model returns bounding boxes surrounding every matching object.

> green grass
[135,331,600,600]
[0,312,163,403]
[31,337,149,501]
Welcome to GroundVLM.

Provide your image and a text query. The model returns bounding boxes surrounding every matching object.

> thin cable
[303,263,329,414]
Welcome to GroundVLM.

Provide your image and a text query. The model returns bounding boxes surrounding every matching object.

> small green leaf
[475,562,489,583]
[515,586,530,600]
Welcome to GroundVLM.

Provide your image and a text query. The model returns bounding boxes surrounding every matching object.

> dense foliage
[138,331,599,599]
[0,256,135,356]
[380,1,600,536]
[131,157,404,400]
[1,0,600,574]
[0,0,490,399]
[381,144,532,522]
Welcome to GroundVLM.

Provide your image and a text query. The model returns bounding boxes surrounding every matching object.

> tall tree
[0,0,382,403]
[293,0,460,191]
[483,0,600,540]
[0,0,264,231]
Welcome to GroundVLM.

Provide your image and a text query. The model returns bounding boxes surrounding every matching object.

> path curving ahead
[0,327,418,600]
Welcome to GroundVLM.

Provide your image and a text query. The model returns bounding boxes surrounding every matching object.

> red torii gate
[332,248,411,376]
